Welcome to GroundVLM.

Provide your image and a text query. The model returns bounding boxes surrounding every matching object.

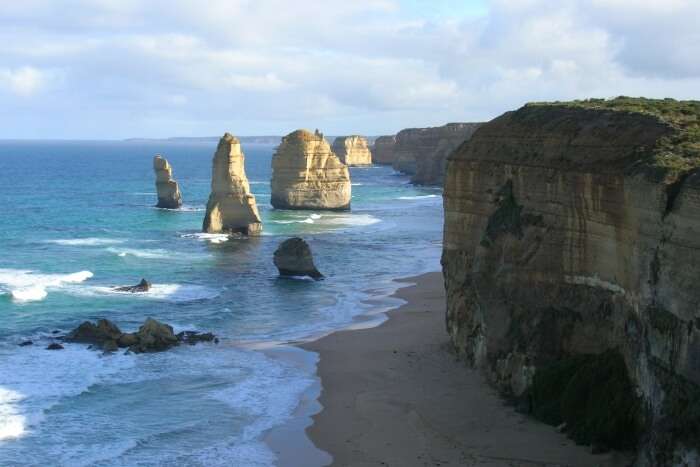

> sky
[0,0,699,139]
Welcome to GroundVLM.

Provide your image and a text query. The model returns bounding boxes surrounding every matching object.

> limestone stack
[442,98,700,462]
[153,155,182,209]
[202,133,262,235]
[371,135,396,165]
[273,237,323,280]
[271,129,351,210]
[331,135,372,166]
[392,123,481,185]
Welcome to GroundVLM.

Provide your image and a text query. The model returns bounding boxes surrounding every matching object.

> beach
[303,272,631,467]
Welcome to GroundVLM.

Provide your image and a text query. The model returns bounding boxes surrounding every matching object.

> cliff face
[371,135,396,165]
[271,129,351,210]
[442,98,700,464]
[392,123,482,185]
[153,155,182,209]
[332,135,372,166]
[202,133,262,235]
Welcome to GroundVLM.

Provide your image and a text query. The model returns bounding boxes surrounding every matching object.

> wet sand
[302,272,629,467]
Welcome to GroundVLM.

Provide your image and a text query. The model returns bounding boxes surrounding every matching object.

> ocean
[0,139,443,466]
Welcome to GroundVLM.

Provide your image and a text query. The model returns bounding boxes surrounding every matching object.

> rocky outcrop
[66,318,217,353]
[153,155,183,209]
[332,135,372,166]
[271,129,351,210]
[442,98,700,464]
[273,237,323,280]
[371,135,396,165]
[391,123,481,185]
[202,133,262,235]
[113,278,151,293]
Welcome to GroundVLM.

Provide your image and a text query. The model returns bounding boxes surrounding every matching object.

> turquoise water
[0,140,443,466]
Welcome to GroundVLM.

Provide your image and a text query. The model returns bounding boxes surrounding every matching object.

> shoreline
[300,271,631,467]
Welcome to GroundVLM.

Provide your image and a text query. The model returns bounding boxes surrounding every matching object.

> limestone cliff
[331,135,372,166]
[391,123,481,185]
[442,98,700,464]
[202,133,262,235]
[371,135,396,165]
[271,129,351,210]
[153,155,182,209]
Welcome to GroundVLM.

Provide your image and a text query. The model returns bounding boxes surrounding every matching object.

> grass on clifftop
[527,97,700,174]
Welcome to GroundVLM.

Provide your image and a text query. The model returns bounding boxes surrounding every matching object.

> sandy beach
[303,272,631,467]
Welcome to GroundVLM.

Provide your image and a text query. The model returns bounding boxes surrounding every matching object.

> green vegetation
[529,350,642,450]
[527,97,700,174]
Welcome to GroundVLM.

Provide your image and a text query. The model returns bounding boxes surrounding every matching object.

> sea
[0,139,443,466]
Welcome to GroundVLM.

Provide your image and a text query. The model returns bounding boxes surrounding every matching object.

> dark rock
[177,331,217,345]
[117,332,139,348]
[52,330,61,334]
[66,319,122,346]
[113,278,151,293]
[46,343,64,350]
[102,340,119,352]
[19,340,33,347]
[273,237,323,280]
[128,318,179,353]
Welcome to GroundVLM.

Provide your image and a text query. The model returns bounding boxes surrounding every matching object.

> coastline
[300,272,631,467]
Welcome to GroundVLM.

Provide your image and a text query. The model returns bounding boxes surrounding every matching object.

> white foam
[106,247,170,259]
[398,194,439,200]
[309,214,322,220]
[80,283,220,302]
[324,213,381,226]
[180,233,230,244]
[178,205,205,212]
[0,269,94,303]
[46,238,126,246]
[272,215,317,225]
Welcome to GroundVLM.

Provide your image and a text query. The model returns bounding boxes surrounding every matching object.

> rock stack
[331,135,372,166]
[202,133,262,235]
[371,135,396,165]
[153,155,183,209]
[273,237,323,280]
[271,129,351,210]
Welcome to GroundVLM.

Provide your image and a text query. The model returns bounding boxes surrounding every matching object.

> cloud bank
[0,0,698,138]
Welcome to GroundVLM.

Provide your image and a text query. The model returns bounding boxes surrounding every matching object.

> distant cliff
[442,98,700,464]
[371,135,396,165]
[390,123,481,185]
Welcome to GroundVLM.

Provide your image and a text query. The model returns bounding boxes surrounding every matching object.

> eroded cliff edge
[442,98,700,465]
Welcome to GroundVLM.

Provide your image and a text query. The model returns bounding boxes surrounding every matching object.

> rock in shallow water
[46,343,64,350]
[273,237,323,280]
[113,278,151,293]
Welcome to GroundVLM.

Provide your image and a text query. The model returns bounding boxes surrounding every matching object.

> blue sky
[0,0,698,139]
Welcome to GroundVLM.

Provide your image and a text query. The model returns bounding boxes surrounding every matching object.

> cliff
[392,123,482,185]
[153,155,182,209]
[202,133,262,235]
[442,97,700,464]
[371,135,396,165]
[271,129,351,210]
[331,135,372,166]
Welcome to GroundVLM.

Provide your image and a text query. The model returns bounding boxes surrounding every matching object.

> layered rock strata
[271,129,351,210]
[153,155,182,209]
[203,133,262,235]
[273,237,323,280]
[442,98,700,464]
[331,135,372,166]
[391,123,481,185]
[371,135,396,165]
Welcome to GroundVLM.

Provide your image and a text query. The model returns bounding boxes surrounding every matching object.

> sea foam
[0,269,94,303]
[46,238,125,246]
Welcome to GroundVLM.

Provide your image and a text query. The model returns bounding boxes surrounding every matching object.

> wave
[178,205,206,212]
[0,269,94,303]
[323,213,381,227]
[46,238,126,246]
[180,233,230,244]
[272,213,322,225]
[106,247,171,259]
[397,194,439,200]
[81,283,220,302]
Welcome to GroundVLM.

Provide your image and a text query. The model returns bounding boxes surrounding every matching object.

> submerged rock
[273,237,323,280]
[331,135,372,166]
[46,343,64,350]
[113,278,151,293]
[203,133,262,236]
[65,318,217,354]
[271,129,351,210]
[153,155,183,209]
[18,340,33,347]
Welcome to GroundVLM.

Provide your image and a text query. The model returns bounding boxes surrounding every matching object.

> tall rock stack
[271,129,351,210]
[153,155,182,209]
[392,123,481,185]
[202,133,262,235]
[331,135,372,166]
[442,98,700,462]
[371,135,396,165]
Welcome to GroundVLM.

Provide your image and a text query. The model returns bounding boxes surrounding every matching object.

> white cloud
[0,0,698,138]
